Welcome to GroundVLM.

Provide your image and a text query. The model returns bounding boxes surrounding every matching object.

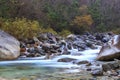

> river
[0,47,101,79]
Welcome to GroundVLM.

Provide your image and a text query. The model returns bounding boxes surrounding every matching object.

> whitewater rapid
[0,47,101,68]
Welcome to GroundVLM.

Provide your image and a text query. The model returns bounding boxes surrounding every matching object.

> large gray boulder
[0,30,20,60]
[97,35,120,61]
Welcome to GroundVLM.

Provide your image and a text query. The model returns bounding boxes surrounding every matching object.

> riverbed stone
[74,60,90,65]
[67,34,77,41]
[57,57,77,62]
[97,35,120,61]
[102,60,120,71]
[91,69,103,76]
[0,30,20,60]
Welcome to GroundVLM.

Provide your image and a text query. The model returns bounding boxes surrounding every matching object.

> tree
[71,15,93,34]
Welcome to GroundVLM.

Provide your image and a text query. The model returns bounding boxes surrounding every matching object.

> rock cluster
[20,32,113,59]
[86,59,120,78]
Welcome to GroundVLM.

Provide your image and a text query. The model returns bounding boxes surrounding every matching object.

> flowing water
[0,47,101,79]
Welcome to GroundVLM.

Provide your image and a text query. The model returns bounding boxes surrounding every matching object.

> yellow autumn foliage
[71,14,93,34]
[41,27,57,35]
[0,18,41,39]
[72,15,93,27]
[59,29,71,37]
[79,5,88,15]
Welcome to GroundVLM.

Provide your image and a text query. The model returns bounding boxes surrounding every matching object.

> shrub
[0,18,41,39]
[41,27,57,35]
[70,15,93,34]
[59,29,71,37]
[112,28,120,34]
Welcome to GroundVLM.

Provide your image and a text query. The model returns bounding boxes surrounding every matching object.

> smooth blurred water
[0,48,100,79]
[0,59,79,79]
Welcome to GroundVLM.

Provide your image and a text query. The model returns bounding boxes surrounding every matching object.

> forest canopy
[0,0,120,38]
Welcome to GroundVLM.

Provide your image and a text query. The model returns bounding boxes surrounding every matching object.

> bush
[0,18,41,39]
[111,28,120,34]
[41,27,57,35]
[59,29,71,37]
[71,15,93,34]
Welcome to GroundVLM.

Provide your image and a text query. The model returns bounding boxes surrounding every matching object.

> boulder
[0,30,20,60]
[97,35,120,61]
[73,60,90,65]
[57,57,77,62]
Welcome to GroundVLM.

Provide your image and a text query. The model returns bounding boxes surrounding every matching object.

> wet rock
[102,60,120,71]
[42,43,51,52]
[50,49,58,53]
[62,49,70,55]
[27,47,35,53]
[97,35,120,61]
[86,68,92,71]
[102,63,112,72]
[117,70,120,75]
[37,33,48,41]
[74,60,90,65]
[51,44,60,50]
[105,70,118,76]
[111,70,118,76]
[95,33,104,41]
[26,53,35,57]
[34,46,44,55]
[0,30,20,60]
[34,53,41,57]
[91,69,103,76]
[20,48,26,53]
[57,57,77,62]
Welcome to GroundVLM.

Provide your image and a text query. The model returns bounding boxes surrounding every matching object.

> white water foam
[0,48,101,68]
[53,48,100,62]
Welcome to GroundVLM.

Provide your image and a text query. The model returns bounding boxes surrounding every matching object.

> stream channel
[0,48,100,79]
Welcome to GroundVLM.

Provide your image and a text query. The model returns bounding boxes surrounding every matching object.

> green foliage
[41,27,57,35]
[0,0,11,18]
[69,5,94,34]
[43,0,81,32]
[96,23,107,32]
[0,0,19,18]
[59,30,71,37]
[1,0,120,34]
[88,0,101,22]
[112,28,120,34]
[88,0,106,32]
[0,18,41,39]
[44,4,68,32]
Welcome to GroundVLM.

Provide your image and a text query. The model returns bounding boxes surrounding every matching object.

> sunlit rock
[0,30,20,60]
[67,34,77,40]
[97,35,120,61]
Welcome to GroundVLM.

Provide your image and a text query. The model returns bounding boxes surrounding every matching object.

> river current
[0,47,101,79]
